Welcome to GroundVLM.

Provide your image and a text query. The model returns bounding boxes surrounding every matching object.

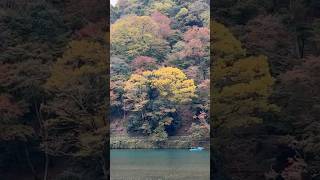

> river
[110,149,210,180]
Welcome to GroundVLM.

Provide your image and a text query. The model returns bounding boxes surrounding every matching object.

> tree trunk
[37,103,49,180]
[299,37,305,58]
[91,117,98,130]
[24,143,39,180]
[100,136,109,180]
[43,150,49,180]
[100,155,109,180]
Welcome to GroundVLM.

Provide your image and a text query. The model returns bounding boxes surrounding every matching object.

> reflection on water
[110,149,210,180]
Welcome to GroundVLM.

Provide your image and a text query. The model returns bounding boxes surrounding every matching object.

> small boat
[189,147,204,151]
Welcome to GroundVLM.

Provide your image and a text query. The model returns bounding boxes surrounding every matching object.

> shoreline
[110,136,209,149]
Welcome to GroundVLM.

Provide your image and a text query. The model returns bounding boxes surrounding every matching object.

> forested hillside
[110,0,210,146]
[212,0,320,179]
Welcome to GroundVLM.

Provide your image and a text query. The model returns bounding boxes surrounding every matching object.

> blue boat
[189,147,204,151]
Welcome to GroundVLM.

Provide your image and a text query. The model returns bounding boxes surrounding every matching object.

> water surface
[111,149,210,180]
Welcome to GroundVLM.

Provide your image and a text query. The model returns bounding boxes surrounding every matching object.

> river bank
[110,136,209,149]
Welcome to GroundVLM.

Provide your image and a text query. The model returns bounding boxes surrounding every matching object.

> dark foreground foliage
[0,0,108,179]
[212,0,320,179]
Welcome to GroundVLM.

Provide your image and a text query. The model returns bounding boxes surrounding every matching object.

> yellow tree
[111,15,169,60]
[45,40,108,170]
[124,67,196,110]
[123,67,196,135]
[149,0,176,15]
[211,21,278,128]
[211,21,280,180]
[149,67,196,103]
[46,40,107,89]
[123,74,149,112]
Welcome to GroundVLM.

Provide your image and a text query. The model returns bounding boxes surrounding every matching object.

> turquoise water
[110,149,210,180]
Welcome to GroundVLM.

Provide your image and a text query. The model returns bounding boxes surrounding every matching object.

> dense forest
[110,0,210,146]
[0,0,109,179]
[212,0,320,179]
[0,0,320,180]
